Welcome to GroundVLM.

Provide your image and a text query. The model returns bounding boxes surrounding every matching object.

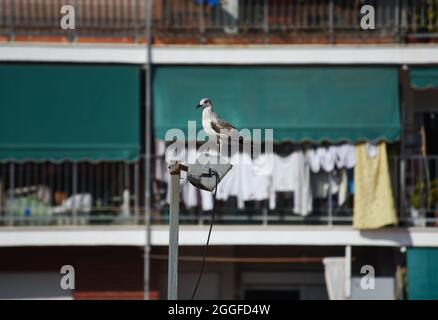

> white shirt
[250,153,274,201]
[269,152,312,216]
[216,151,241,205]
[271,153,298,192]
[320,146,337,172]
[307,148,323,173]
[335,144,355,169]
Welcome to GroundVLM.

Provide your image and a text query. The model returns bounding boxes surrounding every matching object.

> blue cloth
[348,169,355,194]
[194,0,219,6]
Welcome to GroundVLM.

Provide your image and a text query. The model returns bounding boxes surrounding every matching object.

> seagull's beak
[196,104,202,109]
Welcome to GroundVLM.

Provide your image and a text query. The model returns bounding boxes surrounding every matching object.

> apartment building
[0,0,438,300]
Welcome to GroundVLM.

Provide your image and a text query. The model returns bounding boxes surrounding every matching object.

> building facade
[1,0,438,300]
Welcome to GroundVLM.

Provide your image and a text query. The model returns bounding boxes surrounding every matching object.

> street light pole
[168,161,182,300]
[144,0,153,301]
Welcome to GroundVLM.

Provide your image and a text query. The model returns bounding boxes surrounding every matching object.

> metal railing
[0,0,437,43]
[0,161,141,225]
[409,0,438,38]
[156,0,400,43]
[0,155,437,227]
[0,0,146,41]
[396,155,438,227]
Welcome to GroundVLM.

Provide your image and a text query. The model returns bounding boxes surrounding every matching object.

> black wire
[191,171,219,300]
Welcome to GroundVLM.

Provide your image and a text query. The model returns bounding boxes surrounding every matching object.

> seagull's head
[196,98,212,110]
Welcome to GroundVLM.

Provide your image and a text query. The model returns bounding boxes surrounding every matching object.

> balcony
[0,155,437,228]
[0,0,437,45]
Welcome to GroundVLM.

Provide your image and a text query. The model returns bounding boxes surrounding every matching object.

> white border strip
[1,44,438,64]
[0,226,437,247]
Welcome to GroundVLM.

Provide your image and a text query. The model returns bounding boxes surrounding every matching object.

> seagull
[196,98,241,154]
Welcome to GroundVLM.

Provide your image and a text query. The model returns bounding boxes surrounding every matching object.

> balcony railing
[396,155,438,227]
[0,155,437,227]
[0,0,437,44]
[0,161,142,225]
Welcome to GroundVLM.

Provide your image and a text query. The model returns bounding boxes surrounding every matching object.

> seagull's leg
[217,136,221,155]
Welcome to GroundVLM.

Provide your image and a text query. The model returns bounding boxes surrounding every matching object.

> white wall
[2,43,438,65]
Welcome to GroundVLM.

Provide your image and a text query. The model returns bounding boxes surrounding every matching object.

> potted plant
[410,179,438,227]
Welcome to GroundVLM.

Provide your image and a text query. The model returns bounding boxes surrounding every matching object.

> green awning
[407,248,438,300]
[153,66,400,142]
[0,64,140,161]
[411,67,438,89]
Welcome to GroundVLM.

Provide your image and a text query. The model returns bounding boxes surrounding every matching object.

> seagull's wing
[210,117,236,134]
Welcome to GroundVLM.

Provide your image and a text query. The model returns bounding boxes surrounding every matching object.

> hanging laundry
[353,142,398,229]
[194,0,219,6]
[320,146,337,172]
[236,151,256,206]
[155,139,167,182]
[269,152,296,210]
[200,189,214,211]
[347,169,355,194]
[215,165,236,202]
[269,151,312,216]
[155,141,167,180]
[216,151,242,208]
[335,144,355,169]
[338,169,348,206]
[306,148,324,173]
[217,151,272,208]
[311,171,342,200]
[160,143,356,216]
[323,257,347,300]
[271,153,298,192]
[294,151,312,216]
[251,152,273,202]
[306,146,337,173]
[307,144,355,173]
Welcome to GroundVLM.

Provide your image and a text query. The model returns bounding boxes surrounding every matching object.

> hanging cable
[191,171,219,300]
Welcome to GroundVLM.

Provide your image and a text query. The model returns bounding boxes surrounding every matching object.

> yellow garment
[353,142,398,229]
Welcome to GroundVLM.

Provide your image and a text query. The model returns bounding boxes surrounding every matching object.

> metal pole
[328,172,333,225]
[345,245,352,299]
[395,0,400,43]
[144,0,153,301]
[71,0,77,42]
[400,65,408,224]
[400,0,408,44]
[8,0,14,41]
[168,162,181,300]
[8,163,14,226]
[199,0,205,44]
[263,0,269,44]
[72,162,78,225]
[135,161,140,224]
[328,0,334,44]
[135,0,141,43]
[400,158,406,222]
